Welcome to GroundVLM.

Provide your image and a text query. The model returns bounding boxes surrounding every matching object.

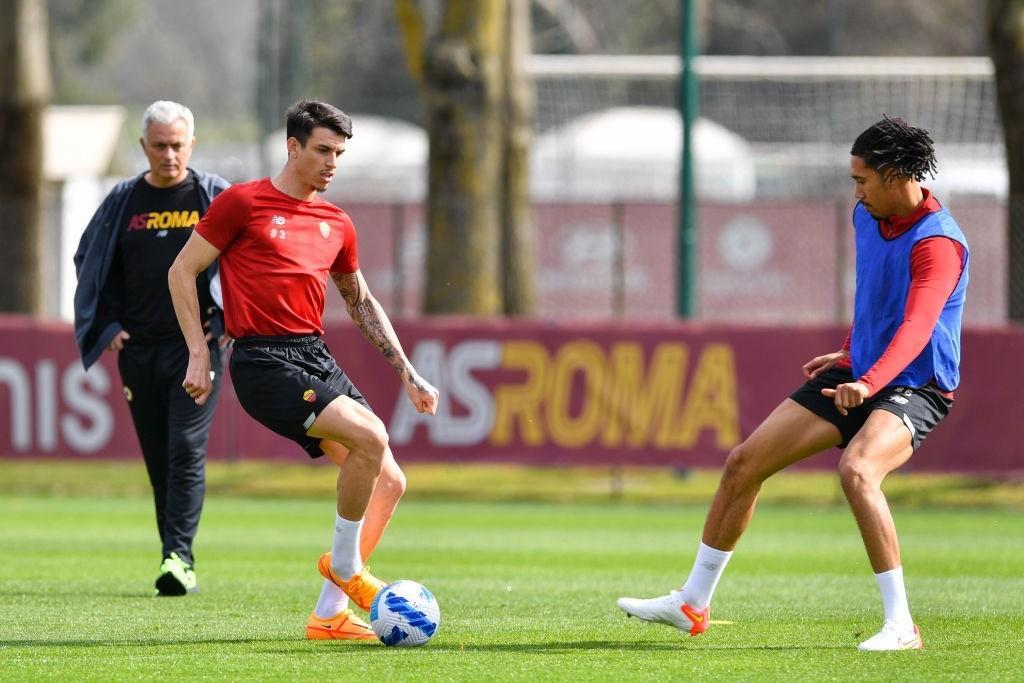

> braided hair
[850,116,937,181]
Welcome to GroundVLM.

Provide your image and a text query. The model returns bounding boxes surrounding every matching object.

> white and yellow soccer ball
[369,580,441,646]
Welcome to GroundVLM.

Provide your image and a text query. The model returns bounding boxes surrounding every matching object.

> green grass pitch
[2,493,1023,680]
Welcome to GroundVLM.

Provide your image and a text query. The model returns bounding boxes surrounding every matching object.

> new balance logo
[270,215,286,225]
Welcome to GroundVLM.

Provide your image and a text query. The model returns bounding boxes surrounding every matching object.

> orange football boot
[305,609,376,641]
[317,552,385,612]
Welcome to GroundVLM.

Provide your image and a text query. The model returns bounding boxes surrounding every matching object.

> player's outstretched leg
[305,440,406,638]
[618,400,842,637]
[304,398,390,613]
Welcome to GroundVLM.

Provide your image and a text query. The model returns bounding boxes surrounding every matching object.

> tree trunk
[988,0,1024,321]
[500,0,536,315]
[395,0,535,315]
[421,0,505,314]
[0,0,50,313]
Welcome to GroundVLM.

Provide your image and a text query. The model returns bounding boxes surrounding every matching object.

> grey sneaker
[155,552,198,596]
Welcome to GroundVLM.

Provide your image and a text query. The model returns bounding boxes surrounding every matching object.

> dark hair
[850,115,937,181]
[285,100,353,145]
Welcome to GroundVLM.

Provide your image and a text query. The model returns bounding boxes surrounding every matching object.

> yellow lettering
[546,340,605,448]
[673,343,740,449]
[158,211,172,228]
[146,212,159,228]
[187,210,199,226]
[169,211,187,228]
[601,342,689,448]
[490,341,548,447]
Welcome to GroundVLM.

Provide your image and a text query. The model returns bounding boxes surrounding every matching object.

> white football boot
[857,621,923,651]
[616,590,710,636]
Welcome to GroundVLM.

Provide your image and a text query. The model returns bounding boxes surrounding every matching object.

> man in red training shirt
[169,100,438,640]
[618,116,968,652]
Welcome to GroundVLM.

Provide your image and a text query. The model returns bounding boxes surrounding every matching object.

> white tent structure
[46,106,126,321]
[532,106,756,202]
[266,108,755,203]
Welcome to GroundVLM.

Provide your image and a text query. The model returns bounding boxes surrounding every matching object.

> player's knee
[721,442,758,487]
[379,462,407,503]
[352,419,389,464]
[838,457,875,495]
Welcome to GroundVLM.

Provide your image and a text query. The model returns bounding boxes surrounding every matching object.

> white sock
[875,566,914,630]
[313,579,349,619]
[330,513,364,580]
[680,542,733,609]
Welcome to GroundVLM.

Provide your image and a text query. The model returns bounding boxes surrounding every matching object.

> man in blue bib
[618,117,968,652]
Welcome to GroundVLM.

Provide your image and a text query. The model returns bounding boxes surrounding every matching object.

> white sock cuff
[680,542,734,610]
[698,542,733,566]
[336,514,364,530]
[875,566,904,581]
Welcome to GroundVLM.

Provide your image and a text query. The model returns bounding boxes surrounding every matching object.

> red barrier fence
[0,317,1020,473]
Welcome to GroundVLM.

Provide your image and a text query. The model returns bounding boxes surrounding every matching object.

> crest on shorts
[319,221,331,239]
[303,389,317,403]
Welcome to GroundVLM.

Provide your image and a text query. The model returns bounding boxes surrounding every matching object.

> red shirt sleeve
[858,237,966,396]
[195,184,252,252]
[834,328,853,369]
[329,213,360,274]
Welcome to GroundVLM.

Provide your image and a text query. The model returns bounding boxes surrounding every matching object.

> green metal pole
[677,0,699,317]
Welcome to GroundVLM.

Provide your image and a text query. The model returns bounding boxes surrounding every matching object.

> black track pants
[118,340,221,566]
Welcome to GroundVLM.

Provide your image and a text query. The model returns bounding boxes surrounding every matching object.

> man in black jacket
[73,100,230,596]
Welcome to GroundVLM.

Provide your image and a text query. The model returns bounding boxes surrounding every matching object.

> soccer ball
[369,580,440,646]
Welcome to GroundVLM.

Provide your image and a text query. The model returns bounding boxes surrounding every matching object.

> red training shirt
[836,189,966,398]
[195,177,359,338]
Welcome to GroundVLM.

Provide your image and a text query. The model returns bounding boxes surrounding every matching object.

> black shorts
[229,335,371,458]
[789,367,952,450]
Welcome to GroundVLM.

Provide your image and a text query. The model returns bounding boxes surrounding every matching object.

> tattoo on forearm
[333,272,417,383]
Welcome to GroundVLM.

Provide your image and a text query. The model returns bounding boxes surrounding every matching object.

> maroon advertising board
[0,317,1020,473]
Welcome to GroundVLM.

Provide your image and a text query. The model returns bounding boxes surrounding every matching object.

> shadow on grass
[423,640,851,653]
[0,589,167,599]
[0,637,850,653]
[0,637,293,649]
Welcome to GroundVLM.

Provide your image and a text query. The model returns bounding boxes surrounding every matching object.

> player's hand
[105,330,130,352]
[182,351,213,405]
[821,381,869,416]
[405,370,439,415]
[802,349,848,379]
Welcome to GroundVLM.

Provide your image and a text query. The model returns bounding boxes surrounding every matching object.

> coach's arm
[169,232,223,406]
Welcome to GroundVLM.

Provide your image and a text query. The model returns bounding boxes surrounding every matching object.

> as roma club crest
[318,221,331,239]
[303,389,317,403]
